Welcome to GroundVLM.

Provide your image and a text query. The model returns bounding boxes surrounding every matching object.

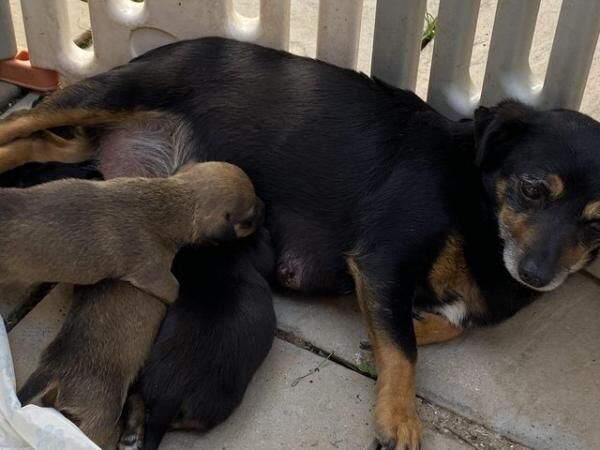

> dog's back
[137,228,276,450]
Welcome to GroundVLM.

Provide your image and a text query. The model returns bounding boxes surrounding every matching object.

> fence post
[0,0,17,60]
[371,0,427,90]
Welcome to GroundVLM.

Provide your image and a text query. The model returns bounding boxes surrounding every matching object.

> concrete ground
[3,1,600,449]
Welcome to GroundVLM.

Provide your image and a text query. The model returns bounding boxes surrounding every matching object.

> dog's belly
[265,210,354,295]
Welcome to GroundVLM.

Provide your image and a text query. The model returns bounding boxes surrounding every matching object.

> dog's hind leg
[119,393,146,450]
[0,108,139,145]
[0,131,94,174]
[142,400,181,450]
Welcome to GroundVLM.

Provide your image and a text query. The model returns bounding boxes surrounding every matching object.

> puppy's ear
[474,101,536,170]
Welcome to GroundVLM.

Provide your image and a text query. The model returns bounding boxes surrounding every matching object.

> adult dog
[1,38,599,449]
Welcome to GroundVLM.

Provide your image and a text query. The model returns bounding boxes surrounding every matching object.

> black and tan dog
[1,38,600,449]
[0,161,261,303]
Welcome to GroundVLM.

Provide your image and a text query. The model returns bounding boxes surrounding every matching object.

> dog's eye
[520,180,544,201]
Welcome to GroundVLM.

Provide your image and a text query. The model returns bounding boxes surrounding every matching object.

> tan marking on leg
[414,312,463,346]
[0,131,93,173]
[0,108,158,145]
[347,257,421,450]
[170,419,208,431]
[0,108,171,173]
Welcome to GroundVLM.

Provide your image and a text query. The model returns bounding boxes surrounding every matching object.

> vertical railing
[0,0,17,60]
[540,0,600,110]
[427,0,481,119]
[6,0,600,117]
[370,0,427,90]
[479,0,541,107]
[317,0,364,69]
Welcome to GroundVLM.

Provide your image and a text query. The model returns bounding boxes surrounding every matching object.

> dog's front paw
[377,408,422,450]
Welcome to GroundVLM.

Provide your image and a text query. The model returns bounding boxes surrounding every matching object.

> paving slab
[274,293,368,368]
[162,338,378,450]
[8,284,73,389]
[276,274,600,450]
[418,274,600,450]
[0,282,38,319]
[0,81,21,110]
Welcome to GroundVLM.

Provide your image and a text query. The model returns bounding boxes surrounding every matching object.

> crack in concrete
[276,328,533,450]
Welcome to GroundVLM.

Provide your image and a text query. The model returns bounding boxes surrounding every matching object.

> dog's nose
[518,258,552,288]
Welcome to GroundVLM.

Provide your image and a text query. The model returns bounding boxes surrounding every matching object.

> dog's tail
[142,400,180,450]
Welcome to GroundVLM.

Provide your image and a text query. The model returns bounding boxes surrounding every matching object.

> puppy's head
[476,101,600,291]
[176,162,263,242]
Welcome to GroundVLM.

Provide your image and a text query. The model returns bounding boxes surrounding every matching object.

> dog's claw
[380,441,396,450]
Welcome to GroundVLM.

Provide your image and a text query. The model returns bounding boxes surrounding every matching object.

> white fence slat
[371,0,427,90]
[21,0,98,82]
[21,0,291,83]
[480,0,541,107]
[0,0,17,60]
[540,0,600,110]
[427,0,481,119]
[317,0,364,69]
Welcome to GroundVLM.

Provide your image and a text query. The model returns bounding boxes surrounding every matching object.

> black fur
[0,161,102,187]
[138,229,276,450]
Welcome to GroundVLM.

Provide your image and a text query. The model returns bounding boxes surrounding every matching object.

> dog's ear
[474,101,536,170]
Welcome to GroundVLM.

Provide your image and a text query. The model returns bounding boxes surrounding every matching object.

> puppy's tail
[143,401,180,450]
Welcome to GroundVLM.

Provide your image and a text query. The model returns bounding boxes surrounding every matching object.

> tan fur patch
[498,205,536,247]
[347,256,421,449]
[428,234,485,318]
[495,178,508,202]
[0,131,93,173]
[583,201,600,221]
[0,108,170,173]
[545,174,564,200]
[414,312,463,346]
[561,242,591,271]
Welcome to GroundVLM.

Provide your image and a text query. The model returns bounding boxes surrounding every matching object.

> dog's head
[476,100,600,291]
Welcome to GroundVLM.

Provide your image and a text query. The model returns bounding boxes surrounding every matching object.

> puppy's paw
[276,257,305,290]
[118,429,143,450]
[377,410,422,450]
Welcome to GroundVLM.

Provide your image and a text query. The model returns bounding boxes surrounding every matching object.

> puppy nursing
[0,161,261,303]
[18,281,166,449]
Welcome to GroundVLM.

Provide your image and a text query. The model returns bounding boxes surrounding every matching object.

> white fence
[1,0,599,118]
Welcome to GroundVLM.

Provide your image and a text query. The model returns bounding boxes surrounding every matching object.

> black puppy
[119,229,276,450]
[1,38,600,449]
[0,161,103,187]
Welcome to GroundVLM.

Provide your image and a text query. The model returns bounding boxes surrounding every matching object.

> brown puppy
[0,161,261,303]
[18,281,166,449]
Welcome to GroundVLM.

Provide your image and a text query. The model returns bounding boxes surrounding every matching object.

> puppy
[0,160,103,187]
[0,161,262,303]
[119,228,276,450]
[18,280,166,449]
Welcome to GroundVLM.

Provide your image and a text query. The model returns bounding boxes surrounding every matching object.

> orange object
[0,50,59,92]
